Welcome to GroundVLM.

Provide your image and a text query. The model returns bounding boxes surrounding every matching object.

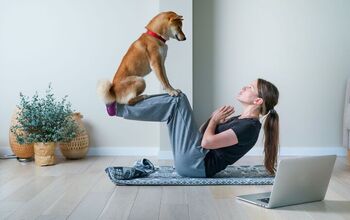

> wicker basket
[60,134,89,159]
[59,112,89,159]
[9,108,34,159]
[9,131,34,159]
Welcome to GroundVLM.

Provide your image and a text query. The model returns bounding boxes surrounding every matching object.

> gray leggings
[116,92,208,177]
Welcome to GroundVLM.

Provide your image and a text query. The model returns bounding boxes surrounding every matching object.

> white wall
[0,0,192,153]
[194,0,350,153]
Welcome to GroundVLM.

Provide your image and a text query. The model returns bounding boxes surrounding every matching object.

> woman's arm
[201,106,238,149]
[201,118,238,149]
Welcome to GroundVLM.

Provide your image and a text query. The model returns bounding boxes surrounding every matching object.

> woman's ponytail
[263,109,279,175]
[257,78,280,175]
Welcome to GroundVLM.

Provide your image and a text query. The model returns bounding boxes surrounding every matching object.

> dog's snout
[177,34,186,41]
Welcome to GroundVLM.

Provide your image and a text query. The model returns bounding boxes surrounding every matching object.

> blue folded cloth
[133,158,155,173]
[105,158,157,180]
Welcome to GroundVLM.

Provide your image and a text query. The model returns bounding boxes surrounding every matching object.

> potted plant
[10,84,78,166]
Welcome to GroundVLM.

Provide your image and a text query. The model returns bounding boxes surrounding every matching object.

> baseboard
[86,146,159,156]
[158,146,347,160]
[0,146,159,157]
[0,146,346,159]
[246,146,347,156]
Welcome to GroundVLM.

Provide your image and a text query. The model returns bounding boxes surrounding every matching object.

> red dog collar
[146,29,166,43]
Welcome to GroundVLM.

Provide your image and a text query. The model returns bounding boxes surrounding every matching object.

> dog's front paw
[167,89,180,96]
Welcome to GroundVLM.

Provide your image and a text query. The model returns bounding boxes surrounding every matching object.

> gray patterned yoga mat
[105,165,275,186]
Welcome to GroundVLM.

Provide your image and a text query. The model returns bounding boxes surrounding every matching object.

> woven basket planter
[9,131,34,159]
[34,142,56,166]
[60,134,89,159]
[9,108,34,159]
[59,112,89,159]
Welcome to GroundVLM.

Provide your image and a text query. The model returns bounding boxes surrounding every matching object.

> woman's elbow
[201,138,212,149]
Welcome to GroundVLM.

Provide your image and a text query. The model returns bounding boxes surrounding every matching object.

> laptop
[236,155,336,209]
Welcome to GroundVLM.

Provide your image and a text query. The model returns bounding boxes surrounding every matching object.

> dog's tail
[96,79,116,104]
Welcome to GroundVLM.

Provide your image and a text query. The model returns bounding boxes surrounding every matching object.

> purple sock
[106,101,116,116]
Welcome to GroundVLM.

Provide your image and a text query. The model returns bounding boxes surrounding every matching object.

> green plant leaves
[10,84,78,144]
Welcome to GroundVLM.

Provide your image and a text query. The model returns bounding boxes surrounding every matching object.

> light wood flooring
[0,155,350,220]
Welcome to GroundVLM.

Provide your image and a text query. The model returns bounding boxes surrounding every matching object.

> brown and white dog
[97,11,186,111]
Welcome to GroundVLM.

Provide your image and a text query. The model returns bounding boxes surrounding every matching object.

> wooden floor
[0,155,350,220]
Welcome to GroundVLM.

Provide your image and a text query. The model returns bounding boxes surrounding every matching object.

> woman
[106,78,279,178]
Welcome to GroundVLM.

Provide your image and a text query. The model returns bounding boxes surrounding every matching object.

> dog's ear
[171,15,184,21]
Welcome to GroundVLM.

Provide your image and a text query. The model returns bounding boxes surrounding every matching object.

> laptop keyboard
[258,198,270,203]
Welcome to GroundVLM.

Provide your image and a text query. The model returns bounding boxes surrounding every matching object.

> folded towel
[105,158,158,180]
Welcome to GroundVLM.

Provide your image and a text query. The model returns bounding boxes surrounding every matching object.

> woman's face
[236,80,261,105]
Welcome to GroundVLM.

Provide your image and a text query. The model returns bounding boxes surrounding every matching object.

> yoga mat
[105,165,274,186]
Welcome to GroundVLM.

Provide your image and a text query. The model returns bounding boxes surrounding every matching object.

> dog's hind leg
[128,94,149,105]
[115,76,147,105]
[127,76,147,105]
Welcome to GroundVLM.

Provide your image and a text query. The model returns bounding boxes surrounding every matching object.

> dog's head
[146,11,186,41]
[166,12,186,41]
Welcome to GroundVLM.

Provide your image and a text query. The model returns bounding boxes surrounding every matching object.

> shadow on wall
[193,0,215,125]
[84,120,95,148]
